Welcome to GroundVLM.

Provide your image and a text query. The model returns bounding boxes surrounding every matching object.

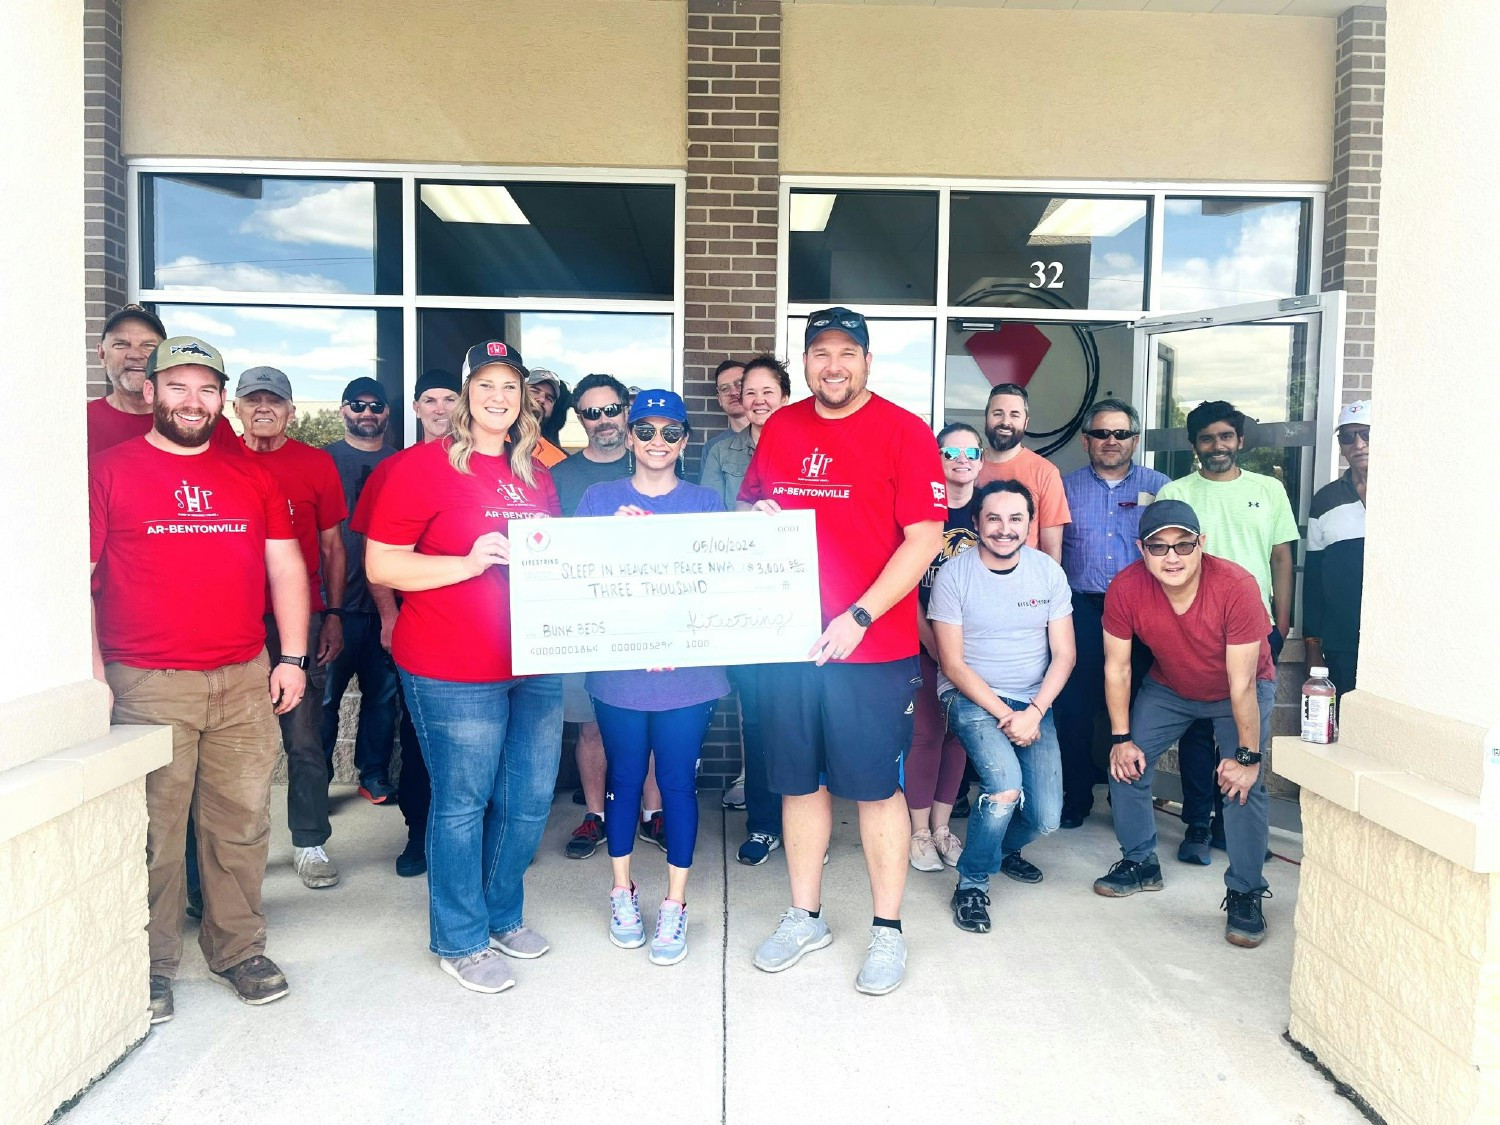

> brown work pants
[106,652,280,978]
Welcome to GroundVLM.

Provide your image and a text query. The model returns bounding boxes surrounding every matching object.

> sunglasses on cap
[578,403,626,421]
[344,400,388,414]
[1142,539,1200,557]
[1336,427,1371,445]
[632,422,686,444]
[1083,428,1138,441]
[940,445,981,461]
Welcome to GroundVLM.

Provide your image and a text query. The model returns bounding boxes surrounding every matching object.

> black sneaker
[951,886,992,933]
[1093,855,1164,897]
[1059,811,1086,829]
[1210,815,1227,851]
[565,813,605,860]
[1177,824,1213,866]
[1000,851,1043,884]
[149,975,174,1025]
[395,837,427,877]
[1222,887,1272,948]
[950,789,971,819]
[572,786,586,806]
[638,812,667,854]
[185,888,203,921]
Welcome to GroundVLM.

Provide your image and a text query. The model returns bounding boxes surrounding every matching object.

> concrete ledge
[0,724,170,845]
[1275,736,1500,873]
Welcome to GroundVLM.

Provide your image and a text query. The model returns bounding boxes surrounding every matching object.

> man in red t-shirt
[974,383,1071,561]
[233,366,349,890]
[1093,499,1276,949]
[739,306,945,996]
[90,336,310,1023]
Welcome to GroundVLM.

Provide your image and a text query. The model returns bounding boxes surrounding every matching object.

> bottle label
[1301,693,1336,744]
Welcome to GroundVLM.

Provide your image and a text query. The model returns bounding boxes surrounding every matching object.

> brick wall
[1322,5,1384,402]
[84,0,129,398]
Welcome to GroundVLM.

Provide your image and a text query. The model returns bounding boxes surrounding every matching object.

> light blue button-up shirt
[1060,462,1172,594]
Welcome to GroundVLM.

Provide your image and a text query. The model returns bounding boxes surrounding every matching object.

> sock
[642,808,661,823]
[872,916,902,932]
[805,907,821,919]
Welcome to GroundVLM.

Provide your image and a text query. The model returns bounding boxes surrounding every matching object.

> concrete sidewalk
[62,788,1359,1125]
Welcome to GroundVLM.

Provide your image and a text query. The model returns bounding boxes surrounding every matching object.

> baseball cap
[1138,499,1202,540]
[342,376,389,405]
[144,336,227,381]
[412,369,460,400]
[1337,400,1371,428]
[804,306,870,352]
[628,389,689,426]
[462,340,527,379]
[102,302,167,340]
[527,368,562,393]
[235,366,293,401]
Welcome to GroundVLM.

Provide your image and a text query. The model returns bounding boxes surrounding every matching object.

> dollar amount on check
[509,510,823,675]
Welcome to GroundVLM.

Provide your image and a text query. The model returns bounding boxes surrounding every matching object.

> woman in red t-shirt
[366,341,562,996]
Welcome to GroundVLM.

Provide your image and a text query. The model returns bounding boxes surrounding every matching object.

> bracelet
[1029,701,1044,717]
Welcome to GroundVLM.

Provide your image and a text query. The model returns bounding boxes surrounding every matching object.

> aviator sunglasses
[632,422,686,444]
[578,403,626,421]
[343,400,388,414]
[1083,428,1138,441]
[940,445,982,461]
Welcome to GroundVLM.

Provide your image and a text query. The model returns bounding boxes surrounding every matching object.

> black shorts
[757,657,921,802]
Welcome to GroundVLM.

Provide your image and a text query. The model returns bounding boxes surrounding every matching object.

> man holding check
[738,306,946,995]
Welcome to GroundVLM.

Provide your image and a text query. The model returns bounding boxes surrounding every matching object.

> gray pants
[1109,677,1273,893]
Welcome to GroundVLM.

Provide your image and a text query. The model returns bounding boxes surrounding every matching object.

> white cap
[1337,400,1371,428]
[1311,666,1329,678]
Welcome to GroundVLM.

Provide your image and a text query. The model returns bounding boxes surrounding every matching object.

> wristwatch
[323,607,344,619]
[848,604,873,628]
[1234,746,1263,765]
[278,654,310,670]
[1111,732,1133,744]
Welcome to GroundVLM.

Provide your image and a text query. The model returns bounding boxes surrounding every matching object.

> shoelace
[1105,858,1139,878]
[656,904,685,942]
[747,833,777,846]
[573,818,602,839]
[1221,887,1275,911]
[611,888,641,928]
[300,846,329,865]
[771,908,808,944]
[865,928,903,964]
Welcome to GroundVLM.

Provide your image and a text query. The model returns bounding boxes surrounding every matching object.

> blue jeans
[732,665,781,837]
[400,670,563,958]
[942,691,1062,893]
[321,612,400,787]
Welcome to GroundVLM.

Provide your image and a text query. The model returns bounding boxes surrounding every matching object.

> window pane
[417,182,675,299]
[787,317,935,422]
[1158,197,1310,311]
[419,309,674,449]
[943,318,1135,471]
[142,175,400,294]
[949,194,1148,312]
[788,190,938,306]
[152,304,405,446]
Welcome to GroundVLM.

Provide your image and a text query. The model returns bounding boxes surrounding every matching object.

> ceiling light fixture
[420,184,530,225]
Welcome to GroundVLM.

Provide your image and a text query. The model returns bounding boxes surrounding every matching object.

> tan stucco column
[0,3,171,1122]
[1274,3,1500,1122]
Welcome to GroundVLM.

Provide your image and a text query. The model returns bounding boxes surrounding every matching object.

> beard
[1200,449,1237,473]
[590,422,625,452]
[985,422,1024,453]
[153,400,218,447]
[346,414,388,438]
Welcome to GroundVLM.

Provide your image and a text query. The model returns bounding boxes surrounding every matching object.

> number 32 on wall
[1029,261,1064,289]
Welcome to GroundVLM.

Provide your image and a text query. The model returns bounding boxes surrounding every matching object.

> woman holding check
[365,340,562,995]
[576,389,728,965]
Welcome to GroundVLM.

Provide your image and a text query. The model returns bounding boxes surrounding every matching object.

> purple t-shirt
[575,477,731,712]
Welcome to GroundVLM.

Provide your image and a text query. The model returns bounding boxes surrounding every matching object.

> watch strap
[277,654,310,670]
[1111,732,1133,744]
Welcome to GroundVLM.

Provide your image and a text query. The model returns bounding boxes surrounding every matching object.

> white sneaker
[292,845,339,888]
[908,830,942,873]
[931,825,964,868]
[722,774,747,810]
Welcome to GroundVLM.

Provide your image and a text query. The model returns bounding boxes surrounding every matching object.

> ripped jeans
[942,690,1063,893]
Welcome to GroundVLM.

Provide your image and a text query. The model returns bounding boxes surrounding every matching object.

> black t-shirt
[323,438,395,613]
[918,501,979,611]
[550,451,633,517]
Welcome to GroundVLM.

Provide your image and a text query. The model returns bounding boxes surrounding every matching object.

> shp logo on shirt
[497,482,529,505]
[773,446,850,501]
[801,450,834,481]
[145,478,247,536]
[174,480,215,515]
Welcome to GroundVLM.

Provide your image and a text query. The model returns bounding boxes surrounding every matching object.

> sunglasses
[344,400,388,414]
[1336,428,1371,445]
[578,403,626,421]
[1083,428,1138,441]
[1142,539,1200,557]
[632,422,686,444]
[940,446,981,461]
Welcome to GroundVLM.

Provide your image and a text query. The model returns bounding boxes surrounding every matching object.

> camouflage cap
[145,336,227,381]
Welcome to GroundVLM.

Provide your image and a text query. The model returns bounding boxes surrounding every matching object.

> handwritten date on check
[508,510,823,675]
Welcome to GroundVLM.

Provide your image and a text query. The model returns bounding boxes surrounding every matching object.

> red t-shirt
[243,439,347,612]
[86,396,243,458]
[89,438,294,670]
[974,446,1072,548]
[366,439,560,682]
[1103,554,1274,702]
[738,394,947,663]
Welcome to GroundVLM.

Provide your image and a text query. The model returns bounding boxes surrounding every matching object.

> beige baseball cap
[145,336,227,381]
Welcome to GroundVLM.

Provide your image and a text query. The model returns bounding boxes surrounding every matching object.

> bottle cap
[1310,666,1329,678]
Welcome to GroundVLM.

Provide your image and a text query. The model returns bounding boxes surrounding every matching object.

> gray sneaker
[753,907,832,973]
[489,925,550,959]
[854,926,907,995]
[292,845,339,889]
[440,948,516,994]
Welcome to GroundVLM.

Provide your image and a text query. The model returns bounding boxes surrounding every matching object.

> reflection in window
[949,194,1148,312]
[151,304,404,446]
[788,190,938,306]
[786,317,935,422]
[142,175,400,294]
[1158,198,1309,311]
[417,182,675,299]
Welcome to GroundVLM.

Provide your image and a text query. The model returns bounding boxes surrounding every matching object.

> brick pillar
[684,0,782,789]
[84,0,128,398]
[1321,6,1384,403]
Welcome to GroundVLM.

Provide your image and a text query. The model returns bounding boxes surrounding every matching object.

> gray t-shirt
[323,438,396,614]
[550,451,633,517]
[927,545,1073,701]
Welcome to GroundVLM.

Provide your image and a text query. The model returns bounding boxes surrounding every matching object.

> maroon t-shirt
[86,396,243,458]
[1103,554,1274,702]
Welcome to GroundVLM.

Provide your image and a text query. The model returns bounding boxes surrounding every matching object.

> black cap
[341,377,388,405]
[102,303,167,340]
[462,340,527,379]
[413,369,461,400]
[804,307,870,352]
[1138,499,1202,540]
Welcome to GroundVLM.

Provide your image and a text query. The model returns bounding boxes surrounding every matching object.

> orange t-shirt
[974,446,1071,548]
[536,437,567,468]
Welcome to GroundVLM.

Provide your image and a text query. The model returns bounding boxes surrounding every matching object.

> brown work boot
[211,955,289,1006]
[148,975,174,1024]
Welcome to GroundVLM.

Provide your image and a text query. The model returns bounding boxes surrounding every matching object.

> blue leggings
[595,699,716,869]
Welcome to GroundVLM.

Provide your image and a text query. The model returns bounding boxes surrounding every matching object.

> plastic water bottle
[1481,724,1500,819]
[1300,667,1337,744]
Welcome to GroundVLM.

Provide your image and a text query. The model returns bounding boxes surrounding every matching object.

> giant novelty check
[508,510,822,675]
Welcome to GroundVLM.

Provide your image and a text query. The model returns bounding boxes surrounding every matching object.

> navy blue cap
[341,376,387,405]
[804,306,870,352]
[413,369,460,400]
[462,340,527,379]
[1138,499,1202,540]
[628,389,688,425]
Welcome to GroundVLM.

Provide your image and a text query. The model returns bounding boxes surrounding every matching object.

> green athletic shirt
[1156,469,1298,612]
